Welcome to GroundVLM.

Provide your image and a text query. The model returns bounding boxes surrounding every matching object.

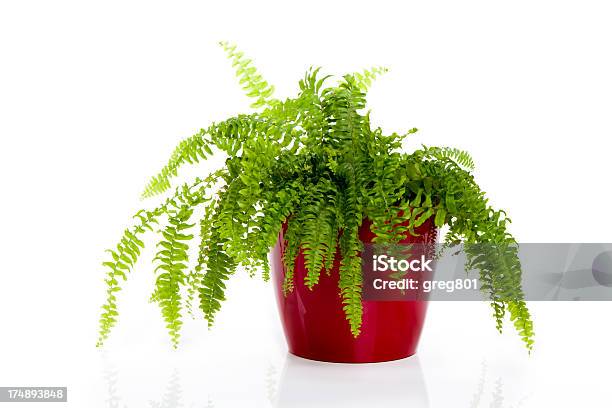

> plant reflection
[468,361,528,408]
[101,353,528,408]
[102,358,212,408]
[274,354,429,408]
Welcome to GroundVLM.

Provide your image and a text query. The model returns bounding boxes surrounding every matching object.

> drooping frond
[281,215,302,295]
[97,216,150,347]
[508,300,535,351]
[149,178,218,346]
[98,176,218,347]
[197,196,238,326]
[321,77,371,335]
[300,182,336,289]
[251,185,300,281]
[338,223,364,337]
[186,193,219,317]
[219,41,277,108]
[153,205,194,348]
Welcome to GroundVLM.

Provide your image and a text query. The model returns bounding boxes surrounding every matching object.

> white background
[1,1,611,407]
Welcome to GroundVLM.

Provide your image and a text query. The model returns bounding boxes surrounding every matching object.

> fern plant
[97,42,534,351]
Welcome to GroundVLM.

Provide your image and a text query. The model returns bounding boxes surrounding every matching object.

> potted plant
[97,42,534,361]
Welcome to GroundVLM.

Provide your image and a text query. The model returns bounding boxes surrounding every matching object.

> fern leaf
[186,200,216,318]
[423,146,475,171]
[323,196,340,274]
[141,130,212,199]
[153,205,194,347]
[252,188,298,281]
[219,41,277,109]
[338,225,364,337]
[198,230,237,327]
[98,176,214,347]
[301,186,335,288]
[281,217,302,295]
[97,211,158,347]
[196,192,238,327]
[508,300,535,352]
[352,66,389,92]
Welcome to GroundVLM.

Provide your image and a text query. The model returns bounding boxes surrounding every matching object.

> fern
[339,223,364,337]
[508,300,535,350]
[97,222,148,347]
[186,194,218,317]
[301,182,335,288]
[281,213,303,295]
[153,205,194,347]
[219,41,277,108]
[142,131,212,198]
[352,66,389,91]
[421,146,476,171]
[197,202,237,327]
[98,42,534,351]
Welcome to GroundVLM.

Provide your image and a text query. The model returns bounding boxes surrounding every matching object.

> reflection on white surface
[275,354,429,408]
[103,358,196,408]
[466,362,528,408]
[97,350,533,408]
[145,370,185,408]
[99,351,429,408]
[0,300,605,406]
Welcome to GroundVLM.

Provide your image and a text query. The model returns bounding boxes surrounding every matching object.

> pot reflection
[275,354,429,408]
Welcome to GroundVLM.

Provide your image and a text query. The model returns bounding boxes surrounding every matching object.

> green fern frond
[422,146,476,171]
[338,225,364,337]
[185,270,202,318]
[299,66,332,95]
[198,222,237,327]
[153,205,194,348]
[97,222,148,347]
[508,300,535,352]
[281,216,302,295]
[322,76,370,335]
[98,176,216,347]
[251,187,299,281]
[301,192,334,289]
[352,66,389,92]
[186,197,218,317]
[219,41,277,109]
[322,193,340,274]
[141,130,212,199]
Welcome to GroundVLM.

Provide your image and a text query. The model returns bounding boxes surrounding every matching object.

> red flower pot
[271,217,437,363]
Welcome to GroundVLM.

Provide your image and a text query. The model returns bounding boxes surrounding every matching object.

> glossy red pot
[271,217,437,363]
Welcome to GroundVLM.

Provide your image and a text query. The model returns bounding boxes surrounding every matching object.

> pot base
[288,350,417,364]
